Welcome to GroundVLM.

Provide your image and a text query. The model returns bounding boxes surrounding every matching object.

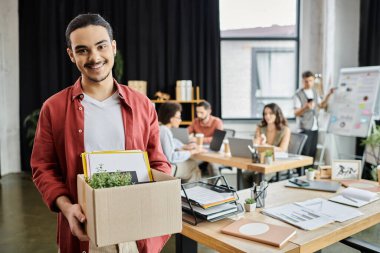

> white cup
[195,133,204,147]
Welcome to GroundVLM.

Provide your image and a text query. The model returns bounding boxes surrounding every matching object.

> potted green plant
[306,167,316,181]
[361,125,380,181]
[264,150,274,165]
[23,109,40,147]
[244,198,256,212]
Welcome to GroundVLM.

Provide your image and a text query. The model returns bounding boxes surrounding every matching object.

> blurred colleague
[254,103,291,152]
[243,103,290,187]
[294,71,334,159]
[188,101,223,144]
[158,102,202,183]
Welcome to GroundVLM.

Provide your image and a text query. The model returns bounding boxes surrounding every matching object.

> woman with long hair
[254,103,291,152]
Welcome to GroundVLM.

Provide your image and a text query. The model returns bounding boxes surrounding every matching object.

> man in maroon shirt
[31,14,171,253]
[187,101,223,144]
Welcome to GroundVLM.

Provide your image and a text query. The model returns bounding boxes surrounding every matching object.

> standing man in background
[188,101,223,144]
[31,14,171,253]
[294,71,334,160]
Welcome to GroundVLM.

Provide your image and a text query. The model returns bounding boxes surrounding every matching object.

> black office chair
[224,128,236,139]
[275,132,308,181]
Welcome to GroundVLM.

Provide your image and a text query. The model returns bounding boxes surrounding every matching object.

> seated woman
[158,102,202,183]
[243,103,291,187]
[254,103,291,152]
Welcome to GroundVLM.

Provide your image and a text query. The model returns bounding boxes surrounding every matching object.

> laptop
[171,128,190,144]
[285,180,341,192]
[205,129,227,152]
[228,137,253,158]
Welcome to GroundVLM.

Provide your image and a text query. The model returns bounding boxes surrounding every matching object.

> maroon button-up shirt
[31,78,171,253]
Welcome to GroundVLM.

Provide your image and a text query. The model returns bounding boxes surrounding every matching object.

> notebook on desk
[329,187,380,207]
[285,180,341,192]
[221,218,296,248]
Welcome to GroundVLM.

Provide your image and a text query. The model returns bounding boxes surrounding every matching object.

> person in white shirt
[294,71,334,159]
[158,102,202,182]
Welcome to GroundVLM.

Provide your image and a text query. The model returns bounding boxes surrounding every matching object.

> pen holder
[255,190,266,208]
[251,151,260,163]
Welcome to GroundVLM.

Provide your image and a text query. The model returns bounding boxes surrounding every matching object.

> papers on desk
[262,197,363,230]
[262,203,334,230]
[329,187,380,207]
[180,186,237,209]
[182,201,238,220]
[275,152,302,160]
[295,198,363,222]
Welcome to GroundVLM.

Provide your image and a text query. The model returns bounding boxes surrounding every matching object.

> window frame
[219,0,300,120]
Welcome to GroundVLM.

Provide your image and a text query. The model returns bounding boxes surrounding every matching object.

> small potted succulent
[264,150,274,165]
[244,198,256,212]
[306,167,316,181]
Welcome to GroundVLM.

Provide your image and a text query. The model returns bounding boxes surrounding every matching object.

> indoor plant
[244,198,256,212]
[264,150,274,165]
[306,167,316,181]
[362,125,380,181]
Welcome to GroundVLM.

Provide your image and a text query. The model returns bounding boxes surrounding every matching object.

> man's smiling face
[67,25,116,84]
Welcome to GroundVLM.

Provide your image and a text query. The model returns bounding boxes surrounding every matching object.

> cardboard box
[77,170,182,247]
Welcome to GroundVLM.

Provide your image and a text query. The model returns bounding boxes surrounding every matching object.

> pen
[248,145,255,154]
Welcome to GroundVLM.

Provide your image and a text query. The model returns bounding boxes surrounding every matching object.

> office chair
[275,132,308,181]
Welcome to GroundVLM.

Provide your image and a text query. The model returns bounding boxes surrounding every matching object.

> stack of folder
[181,184,240,221]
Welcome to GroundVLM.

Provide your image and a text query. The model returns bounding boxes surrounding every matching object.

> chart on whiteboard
[327,66,380,138]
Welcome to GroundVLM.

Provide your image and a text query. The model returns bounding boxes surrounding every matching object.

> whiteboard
[327,66,380,137]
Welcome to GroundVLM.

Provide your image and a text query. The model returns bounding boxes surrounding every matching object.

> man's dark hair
[158,102,182,125]
[196,101,211,110]
[302,71,315,79]
[65,13,113,48]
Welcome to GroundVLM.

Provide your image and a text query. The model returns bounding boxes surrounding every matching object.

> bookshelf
[151,99,204,125]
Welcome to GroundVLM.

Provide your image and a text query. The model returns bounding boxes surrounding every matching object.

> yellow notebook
[81,150,152,182]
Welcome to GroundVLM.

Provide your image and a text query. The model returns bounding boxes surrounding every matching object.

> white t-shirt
[81,92,125,152]
[293,89,321,131]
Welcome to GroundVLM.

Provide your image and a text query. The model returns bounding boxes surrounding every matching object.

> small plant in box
[86,166,133,189]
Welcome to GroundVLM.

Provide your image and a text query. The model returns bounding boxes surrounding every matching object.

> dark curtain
[357,0,380,179]
[19,0,221,171]
[359,0,380,66]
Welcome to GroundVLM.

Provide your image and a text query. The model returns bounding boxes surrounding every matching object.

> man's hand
[304,101,314,110]
[56,196,89,241]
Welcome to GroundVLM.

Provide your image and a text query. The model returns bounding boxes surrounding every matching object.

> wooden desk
[192,152,313,189]
[177,180,380,253]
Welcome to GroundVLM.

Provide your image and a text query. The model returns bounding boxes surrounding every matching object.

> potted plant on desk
[361,125,380,181]
[306,168,316,181]
[244,198,256,212]
[264,150,274,165]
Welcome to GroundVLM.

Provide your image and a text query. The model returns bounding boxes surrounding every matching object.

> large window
[220,0,299,119]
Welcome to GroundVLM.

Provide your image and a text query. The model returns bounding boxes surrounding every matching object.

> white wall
[323,0,360,164]
[0,0,20,175]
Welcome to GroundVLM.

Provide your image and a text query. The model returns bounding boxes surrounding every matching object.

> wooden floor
[0,172,379,253]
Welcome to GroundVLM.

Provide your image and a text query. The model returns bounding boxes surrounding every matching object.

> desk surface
[192,152,313,174]
[182,180,380,253]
